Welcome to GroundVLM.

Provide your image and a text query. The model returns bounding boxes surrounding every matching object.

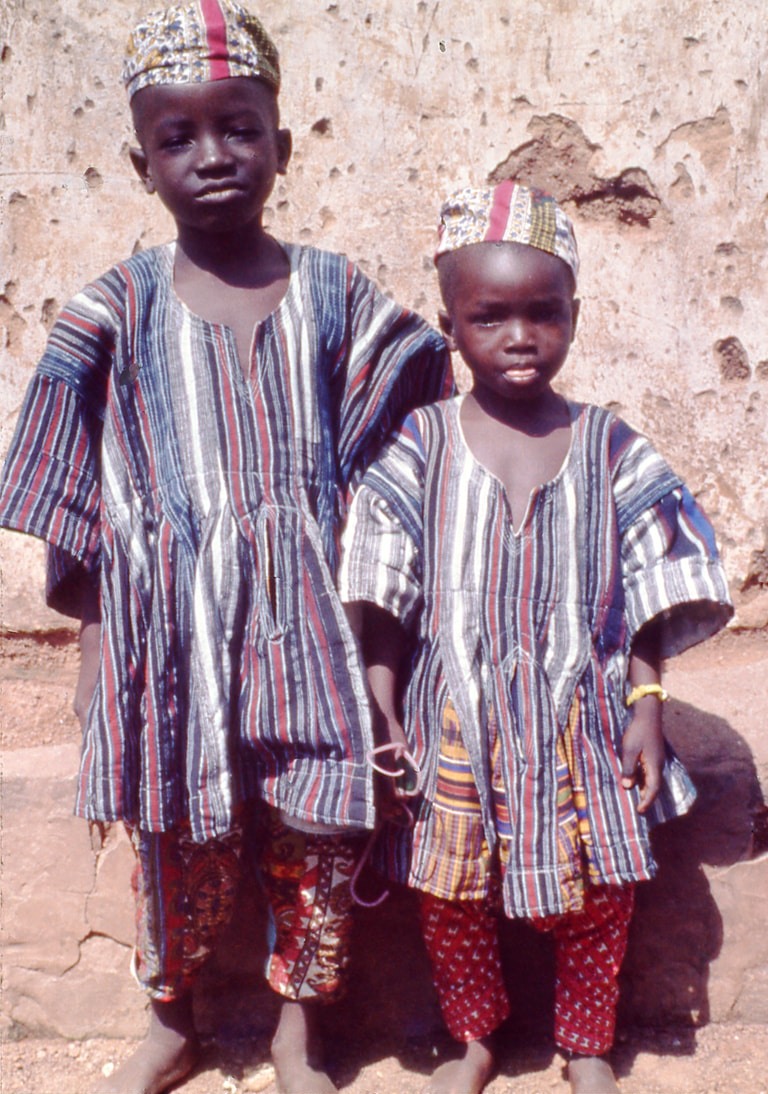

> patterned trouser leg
[129,822,245,1001]
[419,892,511,1042]
[533,883,635,1056]
[260,812,359,1003]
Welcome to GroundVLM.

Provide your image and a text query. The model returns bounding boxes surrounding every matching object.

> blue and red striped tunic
[0,242,451,841]
[340,396,733,917]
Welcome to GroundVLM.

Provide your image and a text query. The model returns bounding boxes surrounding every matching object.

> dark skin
[81,77,336,1094]
[129,76,292,370]
[357,241,664,1094]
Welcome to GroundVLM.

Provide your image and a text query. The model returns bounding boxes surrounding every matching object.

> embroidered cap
[435,180,579,282]
[123,0,280,101]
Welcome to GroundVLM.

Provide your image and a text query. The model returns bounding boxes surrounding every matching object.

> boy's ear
[129,145,155,194]
[570,297,581,342]
[276,128,292,176]
[438,309,457,351]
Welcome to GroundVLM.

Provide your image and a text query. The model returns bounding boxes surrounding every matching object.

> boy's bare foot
[423,1039,495,1094]
[567,1054,619,1093]
[271,1000,337,1093]
[92,996,198,1094]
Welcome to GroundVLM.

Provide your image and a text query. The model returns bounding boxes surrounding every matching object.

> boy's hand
[620,706,665,814]
[73,618,100,729]
[372,719,419,811]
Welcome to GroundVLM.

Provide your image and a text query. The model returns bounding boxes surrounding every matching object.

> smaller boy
[340,181,732,1094]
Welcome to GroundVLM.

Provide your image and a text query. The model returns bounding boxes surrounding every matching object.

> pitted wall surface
[1,0,767,623]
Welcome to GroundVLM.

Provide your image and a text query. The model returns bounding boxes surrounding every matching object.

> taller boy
[0,4,450,1093]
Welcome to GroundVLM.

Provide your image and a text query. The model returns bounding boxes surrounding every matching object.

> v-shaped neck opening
[164,240,299,373]
[455,394,579,535]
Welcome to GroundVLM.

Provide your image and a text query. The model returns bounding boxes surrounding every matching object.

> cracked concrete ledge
[2,732,767,1042]
[1,745,141,1040]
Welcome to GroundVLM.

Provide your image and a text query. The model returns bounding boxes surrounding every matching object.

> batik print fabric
[130,806,357,1002]
[261,811,357,1002]
[339,396,733,919]
[0,243,450,842]
[130,819,246,1000]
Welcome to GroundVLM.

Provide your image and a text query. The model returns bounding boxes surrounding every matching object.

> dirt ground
[1,628,767,1093]
[1,1022,767,1094]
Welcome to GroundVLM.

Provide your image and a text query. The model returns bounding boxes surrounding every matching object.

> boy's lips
[196,184,245,199]
[501,365,539,381]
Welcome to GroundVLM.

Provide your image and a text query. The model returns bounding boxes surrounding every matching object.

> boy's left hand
[620,709,665,814]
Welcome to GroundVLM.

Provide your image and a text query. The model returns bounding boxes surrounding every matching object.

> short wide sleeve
[612,423,733,657]
[339,414,426,628]
[0,281,115,613]
[333,262,452,494]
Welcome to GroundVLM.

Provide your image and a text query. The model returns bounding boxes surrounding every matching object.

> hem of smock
[75,782,241,841]
[74,789,375,841]
[405,840,658,918]
[0,489,100,574]
[75,749,377,840]
[624,556,733,659]
[257,757,376,833]
[74,797,249,842]
[75,799,135,829]
[404,868,654,920]
[405,863,656,914]
[499,860,656,919]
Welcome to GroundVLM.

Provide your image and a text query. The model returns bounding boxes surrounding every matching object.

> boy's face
[438,242,579,404]
[129,77,291,236]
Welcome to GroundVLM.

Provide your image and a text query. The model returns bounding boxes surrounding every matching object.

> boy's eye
[160,134,190,151]
[229,125,263,141]
[529,301,566,322]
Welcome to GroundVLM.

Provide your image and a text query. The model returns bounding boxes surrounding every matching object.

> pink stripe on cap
[123,1,280,101]
[199,0,231,81]
[435,180,579,282]
[485,178,516,243]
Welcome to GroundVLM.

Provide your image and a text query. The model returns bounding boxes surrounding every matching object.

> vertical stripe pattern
[0,242,451,841]
[340,396,732,917]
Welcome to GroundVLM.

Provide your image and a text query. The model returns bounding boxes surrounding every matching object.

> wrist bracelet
[625,683,669,708]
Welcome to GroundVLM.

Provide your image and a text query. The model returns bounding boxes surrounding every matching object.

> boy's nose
[197,133,234,170]
[505,317,532,345]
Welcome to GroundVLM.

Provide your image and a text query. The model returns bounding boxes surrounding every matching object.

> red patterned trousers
[420,883,634,1055]
[129,807,358,1003]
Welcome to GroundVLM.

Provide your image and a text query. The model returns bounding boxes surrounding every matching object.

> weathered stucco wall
[1,0,767,626]
[1,0,768,1056]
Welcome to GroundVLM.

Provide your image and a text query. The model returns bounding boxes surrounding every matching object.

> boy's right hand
[371,719,419,815]
[73,619,100,729]
[620,708,665,814]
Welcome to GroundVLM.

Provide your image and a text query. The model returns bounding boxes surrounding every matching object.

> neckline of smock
[161,239,299,333]
[453,393,582,533]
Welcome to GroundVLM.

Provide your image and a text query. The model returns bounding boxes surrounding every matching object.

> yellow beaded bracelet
[625,683,669,707]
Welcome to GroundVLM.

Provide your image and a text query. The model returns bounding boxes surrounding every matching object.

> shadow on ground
[186,697,764,1087]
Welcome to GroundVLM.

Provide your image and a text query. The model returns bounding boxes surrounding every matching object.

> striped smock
[339,396,732,918]
[0,243,450,842]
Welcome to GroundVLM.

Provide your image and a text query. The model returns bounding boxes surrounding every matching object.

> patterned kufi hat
[123,0,280,101]
[435,180,579,282]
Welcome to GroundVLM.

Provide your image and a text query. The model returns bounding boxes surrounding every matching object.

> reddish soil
[1,627,767,1093]
[1,1022,766,1093]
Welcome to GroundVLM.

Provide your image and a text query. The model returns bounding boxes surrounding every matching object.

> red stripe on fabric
[302,570,354,805]
[199,0,232,81]
[485,179,515,243]
[14,388,68,528]
[46,420,91,545]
